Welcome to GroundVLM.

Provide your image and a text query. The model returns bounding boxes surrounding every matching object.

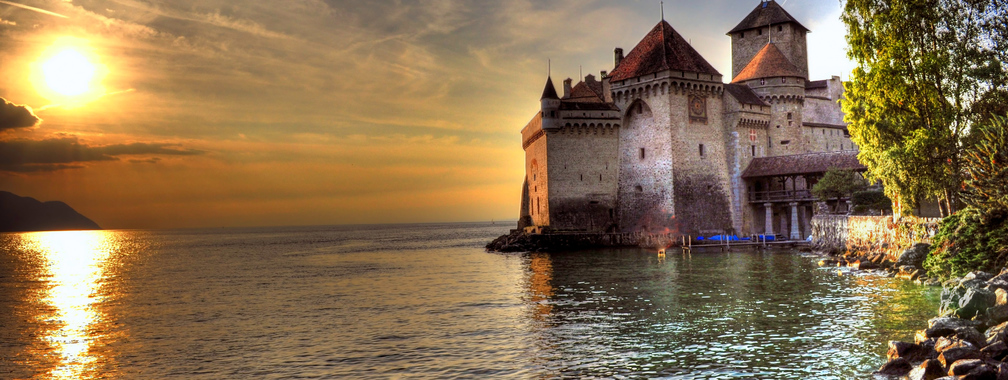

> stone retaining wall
[811,215,941,259]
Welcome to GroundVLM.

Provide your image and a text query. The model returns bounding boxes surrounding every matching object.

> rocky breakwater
[818,242,941,286]
[876,269,1008,379]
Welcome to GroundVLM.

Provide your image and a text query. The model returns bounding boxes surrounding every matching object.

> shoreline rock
[875,267,1008,379]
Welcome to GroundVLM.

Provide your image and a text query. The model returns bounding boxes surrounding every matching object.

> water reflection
[21,231,115,379]
[520,248,940,379]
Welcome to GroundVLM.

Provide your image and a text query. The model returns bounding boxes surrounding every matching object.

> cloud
[0,98,41,132]
[0,136,203,172]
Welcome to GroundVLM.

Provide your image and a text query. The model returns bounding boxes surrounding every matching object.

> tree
[841,0,1008,217]
[811,168,868,213]
[961,116,1008,217]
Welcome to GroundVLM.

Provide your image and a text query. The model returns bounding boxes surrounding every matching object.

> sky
[0,0,856,229]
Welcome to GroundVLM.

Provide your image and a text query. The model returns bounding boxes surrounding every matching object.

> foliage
[924,207,1008,279]
[841,0,1008,215]
[961,116,1008,216]
[851,189,892,215]
[812,169,867,212]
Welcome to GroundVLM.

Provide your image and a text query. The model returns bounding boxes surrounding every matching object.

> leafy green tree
[811,168,868,213]
[962,116,1008,217]
[924,116,1008,279]
[841,0,1008,216]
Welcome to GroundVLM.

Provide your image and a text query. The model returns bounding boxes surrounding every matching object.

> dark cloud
[0,137,202,172]
[0,98,41,132]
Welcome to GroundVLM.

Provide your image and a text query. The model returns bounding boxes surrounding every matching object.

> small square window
[778,25,782,32]
[787,112,792,120]
[740,32,745,38]
[758,29,763,36]
[699,144,705,157]
[640,147,645,160]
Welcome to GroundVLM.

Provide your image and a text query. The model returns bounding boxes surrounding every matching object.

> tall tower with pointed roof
[607,20,733,235]
[727,0,809,80]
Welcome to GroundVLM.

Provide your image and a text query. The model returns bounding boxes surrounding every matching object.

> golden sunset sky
[0,0,855,229]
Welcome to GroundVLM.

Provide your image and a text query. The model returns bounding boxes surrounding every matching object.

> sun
[32,37,107,103]
[42,48,96,96]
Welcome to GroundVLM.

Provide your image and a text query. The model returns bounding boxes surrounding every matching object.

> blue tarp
[707,235,740,241]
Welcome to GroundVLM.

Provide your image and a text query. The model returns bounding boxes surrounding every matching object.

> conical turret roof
[731,43,804,83]
[540,76,559,100]
[608,20,720,82]
[728,0,809,34]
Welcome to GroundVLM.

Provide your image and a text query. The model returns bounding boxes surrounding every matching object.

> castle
[517,0,861,239]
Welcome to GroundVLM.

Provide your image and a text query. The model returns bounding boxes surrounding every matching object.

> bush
[924,207,1008,279]
[851,189,892,215]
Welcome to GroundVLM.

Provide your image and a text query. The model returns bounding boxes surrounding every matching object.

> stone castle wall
[611,71,735,234]
[547,124,620,231]
[522,114,550,227]
[811,215,941,259]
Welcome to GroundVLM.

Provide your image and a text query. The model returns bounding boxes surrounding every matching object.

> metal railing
[748,189,817,203]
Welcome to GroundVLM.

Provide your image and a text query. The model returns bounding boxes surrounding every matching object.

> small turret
[540,76,561,130]
[563,78,573,98]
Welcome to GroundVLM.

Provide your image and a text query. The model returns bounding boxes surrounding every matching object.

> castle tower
[607,20,733,235]
[727,0,809,80]
[732,43,806,155]
[540,77,561,130]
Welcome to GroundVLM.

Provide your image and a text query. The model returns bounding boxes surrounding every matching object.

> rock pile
[818,243,941,286]
[877,268,1008,379]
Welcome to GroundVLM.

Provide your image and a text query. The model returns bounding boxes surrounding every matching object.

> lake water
[0,222,938,379]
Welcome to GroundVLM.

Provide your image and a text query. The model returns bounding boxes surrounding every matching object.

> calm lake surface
[0,222,938,379]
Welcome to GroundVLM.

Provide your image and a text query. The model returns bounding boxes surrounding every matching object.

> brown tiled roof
[609,20,720,82]
[541,77,559,100]
[567,80,604,103]
[806,79,828,89]
[728,0,809,34]
[803,122,847,130]
[731,43,803,83]
[724,84,768,106]
[560,76,618,111]
[742,150,864,178]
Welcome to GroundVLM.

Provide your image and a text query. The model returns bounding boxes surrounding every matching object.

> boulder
[889,341,934,363]
[943,285,972,315]
[959,288,997,319]
[950,359,988,376]
[998,289,1008,307]
[980,341,1008,361]
[896,243,932,268]
[986,322,1008,345]
[928,317,983,339]
[956,327,989,348]
[986,280,1008,294]
[965,271,996,282]
[961,363,999,380]
[990,268,1008,283]
[939,346,982,369]
[877,357,913,376]
[987,304,1008,325]
[908,359,946,380]
[996,362,1008,380]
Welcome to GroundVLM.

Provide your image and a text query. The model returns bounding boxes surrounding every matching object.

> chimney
[601,71,612,103]
[563,78,573,98]
[614,48,624,68]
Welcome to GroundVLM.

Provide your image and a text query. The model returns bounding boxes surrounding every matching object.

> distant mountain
[0,191,101,232]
